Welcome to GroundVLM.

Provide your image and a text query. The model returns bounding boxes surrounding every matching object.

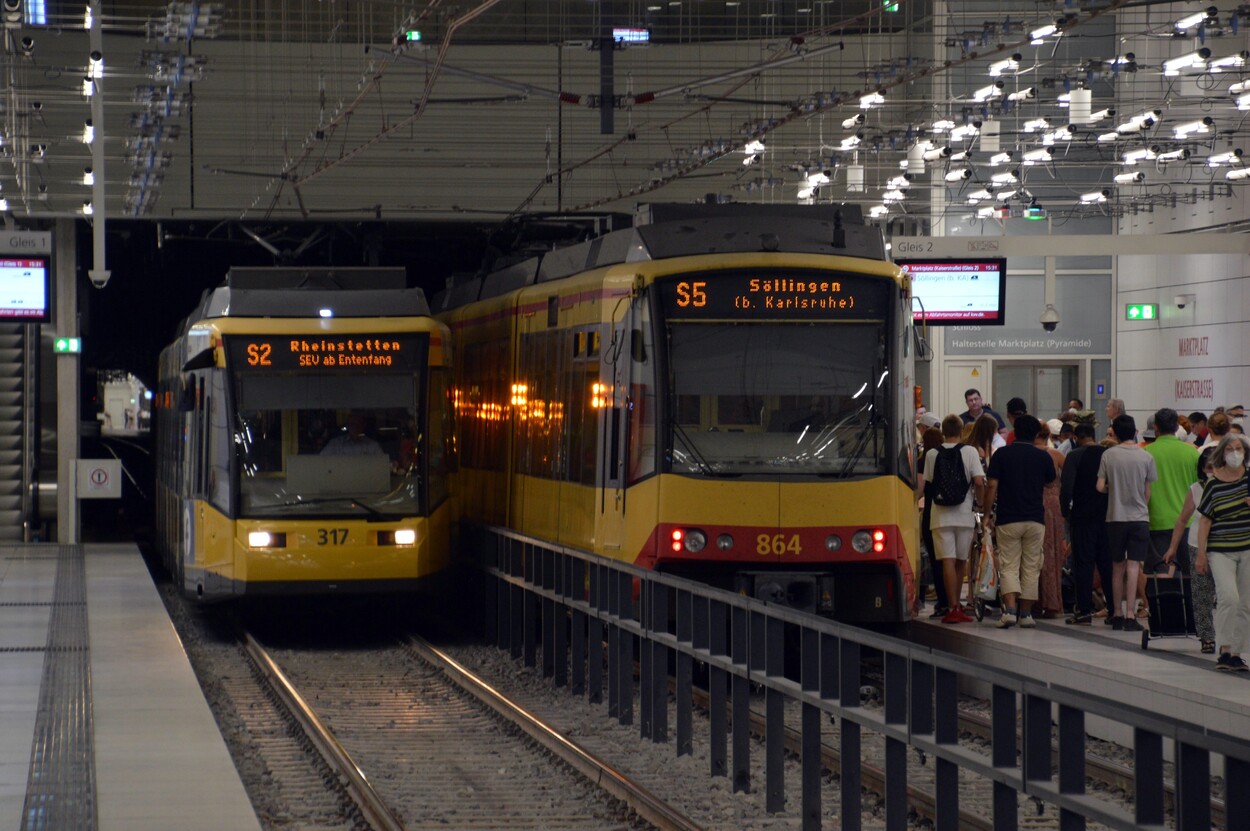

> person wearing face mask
[1195,434,1250,671]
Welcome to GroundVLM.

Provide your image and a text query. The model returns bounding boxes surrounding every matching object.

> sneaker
[1066,612,1093,625]
[1017,614,1036,628]
[929,606,950,619]
[1105,615,1122,627]
[1229,655,1250,672]
[1112,617,1125,631]
[941,608,968,624]
[1217,653,1235,671]
[996,611,1017,629]
[1120,619,1144,632]
[951,607,974,623]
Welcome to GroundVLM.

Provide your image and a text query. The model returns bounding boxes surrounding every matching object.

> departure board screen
[225,334,425,372]
[0,258,49,322]
[896,258,1007,324]
[657,270,891,319]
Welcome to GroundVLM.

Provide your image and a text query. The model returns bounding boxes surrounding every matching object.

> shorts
[932,525,975,562]
[1107,521,1150,563]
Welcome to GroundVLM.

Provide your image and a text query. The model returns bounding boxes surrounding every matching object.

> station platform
[0,542,260,831]
[913,604,1250,748]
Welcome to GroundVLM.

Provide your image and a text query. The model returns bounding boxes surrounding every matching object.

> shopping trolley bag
[1141,573,1196,650]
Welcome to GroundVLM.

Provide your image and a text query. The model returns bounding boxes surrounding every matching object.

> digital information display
[0,258,49,322]
[226,334,424,372]
[658,270,890,319]
[896,258,1007,325]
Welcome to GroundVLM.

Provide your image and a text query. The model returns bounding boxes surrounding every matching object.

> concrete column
[55,219,78,544]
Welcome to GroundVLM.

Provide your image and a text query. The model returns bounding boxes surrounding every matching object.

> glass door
[994,364,1080,423]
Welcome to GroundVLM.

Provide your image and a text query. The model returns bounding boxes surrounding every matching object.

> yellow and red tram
[155,267,454,601]
[439,205,921,622]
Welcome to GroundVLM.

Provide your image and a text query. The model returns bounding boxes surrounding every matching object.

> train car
[154,267,454,601]
[438,204,922,623]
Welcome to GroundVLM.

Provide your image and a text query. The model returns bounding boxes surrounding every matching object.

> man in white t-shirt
[923,414,987,624]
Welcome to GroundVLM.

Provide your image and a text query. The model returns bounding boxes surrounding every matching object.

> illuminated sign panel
[0,258,50,322]
[658,270,891,319]
[1125,303,1158,321]
[225,334,425,372]
[895,258,1007,325]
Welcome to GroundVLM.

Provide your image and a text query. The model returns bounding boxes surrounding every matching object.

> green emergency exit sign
[54,337,81,353]
[1125,303,1157,321]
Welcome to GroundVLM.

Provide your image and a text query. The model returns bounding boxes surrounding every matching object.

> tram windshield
[665,321,890,477]
[231,372,424,518]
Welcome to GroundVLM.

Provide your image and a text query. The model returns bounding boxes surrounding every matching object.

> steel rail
[240,632,407,831]
[405,634,706,831]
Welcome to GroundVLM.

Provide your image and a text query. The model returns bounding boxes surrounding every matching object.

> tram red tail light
[872,529,886,553]
[671,529,683,552]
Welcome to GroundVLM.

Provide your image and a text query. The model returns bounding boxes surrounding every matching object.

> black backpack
[931,445,971,507]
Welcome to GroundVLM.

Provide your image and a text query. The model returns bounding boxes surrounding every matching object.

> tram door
[994,364,1080,423]
[944,361,987,416]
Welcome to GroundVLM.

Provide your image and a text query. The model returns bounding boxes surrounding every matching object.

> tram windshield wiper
[669,418,721,477]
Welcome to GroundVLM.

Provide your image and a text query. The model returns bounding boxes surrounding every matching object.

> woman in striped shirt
[1196,434,1250,671]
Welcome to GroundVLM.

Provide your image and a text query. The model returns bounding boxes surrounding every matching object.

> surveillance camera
[1175,294,1188,309]
[1040,304,1060,332]
[19,37,33,54]
[88,269,111,289]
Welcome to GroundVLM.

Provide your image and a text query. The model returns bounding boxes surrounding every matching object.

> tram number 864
[757,533,802,556]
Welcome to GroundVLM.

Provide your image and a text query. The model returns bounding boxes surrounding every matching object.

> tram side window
[207,370,232,513]
[427,367,452,508]
[516,330,565,481]
[460,341,507,472]
[566,328,599,486]
[628,298,657,484]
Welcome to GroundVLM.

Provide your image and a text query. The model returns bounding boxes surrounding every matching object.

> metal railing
[463,522,1249,831]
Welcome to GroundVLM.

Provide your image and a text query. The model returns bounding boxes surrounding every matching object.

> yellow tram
[439,205,921,622]
[155,268,454,601]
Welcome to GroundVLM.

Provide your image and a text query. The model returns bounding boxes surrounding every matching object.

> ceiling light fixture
[1226,167,1250,180]
[1007,87,1036,102]
[1208,149,1243,166]
[973,82,1003,102]
[1157,148,1191,161]
[1114,171,1145,183]
[1123,147,1158,164]
[1174,117,1213,138]
[1163,48,1211,76]
[1080,190,1108,204]
[945,168,972,181]
[988,151,1013,165]
[859,92,885,109]
[1023,118,1050,133]
[1174,8,1217,29]
[842,113,864,129]
[988,55,1021,77]
[1022,147,1053,165]
[1030,23,1057,44]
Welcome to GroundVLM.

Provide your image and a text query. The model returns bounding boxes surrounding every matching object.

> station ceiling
[3,1,1249,231]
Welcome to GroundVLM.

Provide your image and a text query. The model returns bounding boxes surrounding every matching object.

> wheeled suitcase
[1141,574,1197,649]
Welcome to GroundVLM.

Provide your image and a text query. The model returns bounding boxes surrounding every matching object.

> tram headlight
[247,531,286,549]
[716,533,734,551]
[378,529,418,546]
[825,534,842,552]
[850,530,873,554]
[684,529,707,553]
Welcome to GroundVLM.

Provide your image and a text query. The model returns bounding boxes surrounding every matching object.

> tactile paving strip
[20,545,96,831]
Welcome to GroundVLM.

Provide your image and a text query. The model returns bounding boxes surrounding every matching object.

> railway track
[240,631,703,831]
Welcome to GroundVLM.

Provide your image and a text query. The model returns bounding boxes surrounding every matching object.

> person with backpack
[923,414,986,624]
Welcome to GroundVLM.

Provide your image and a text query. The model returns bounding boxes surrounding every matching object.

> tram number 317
[757,533,802,556]
[317,528,348,545]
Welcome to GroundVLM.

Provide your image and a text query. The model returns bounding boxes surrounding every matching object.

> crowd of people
[915,391,1250,672]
